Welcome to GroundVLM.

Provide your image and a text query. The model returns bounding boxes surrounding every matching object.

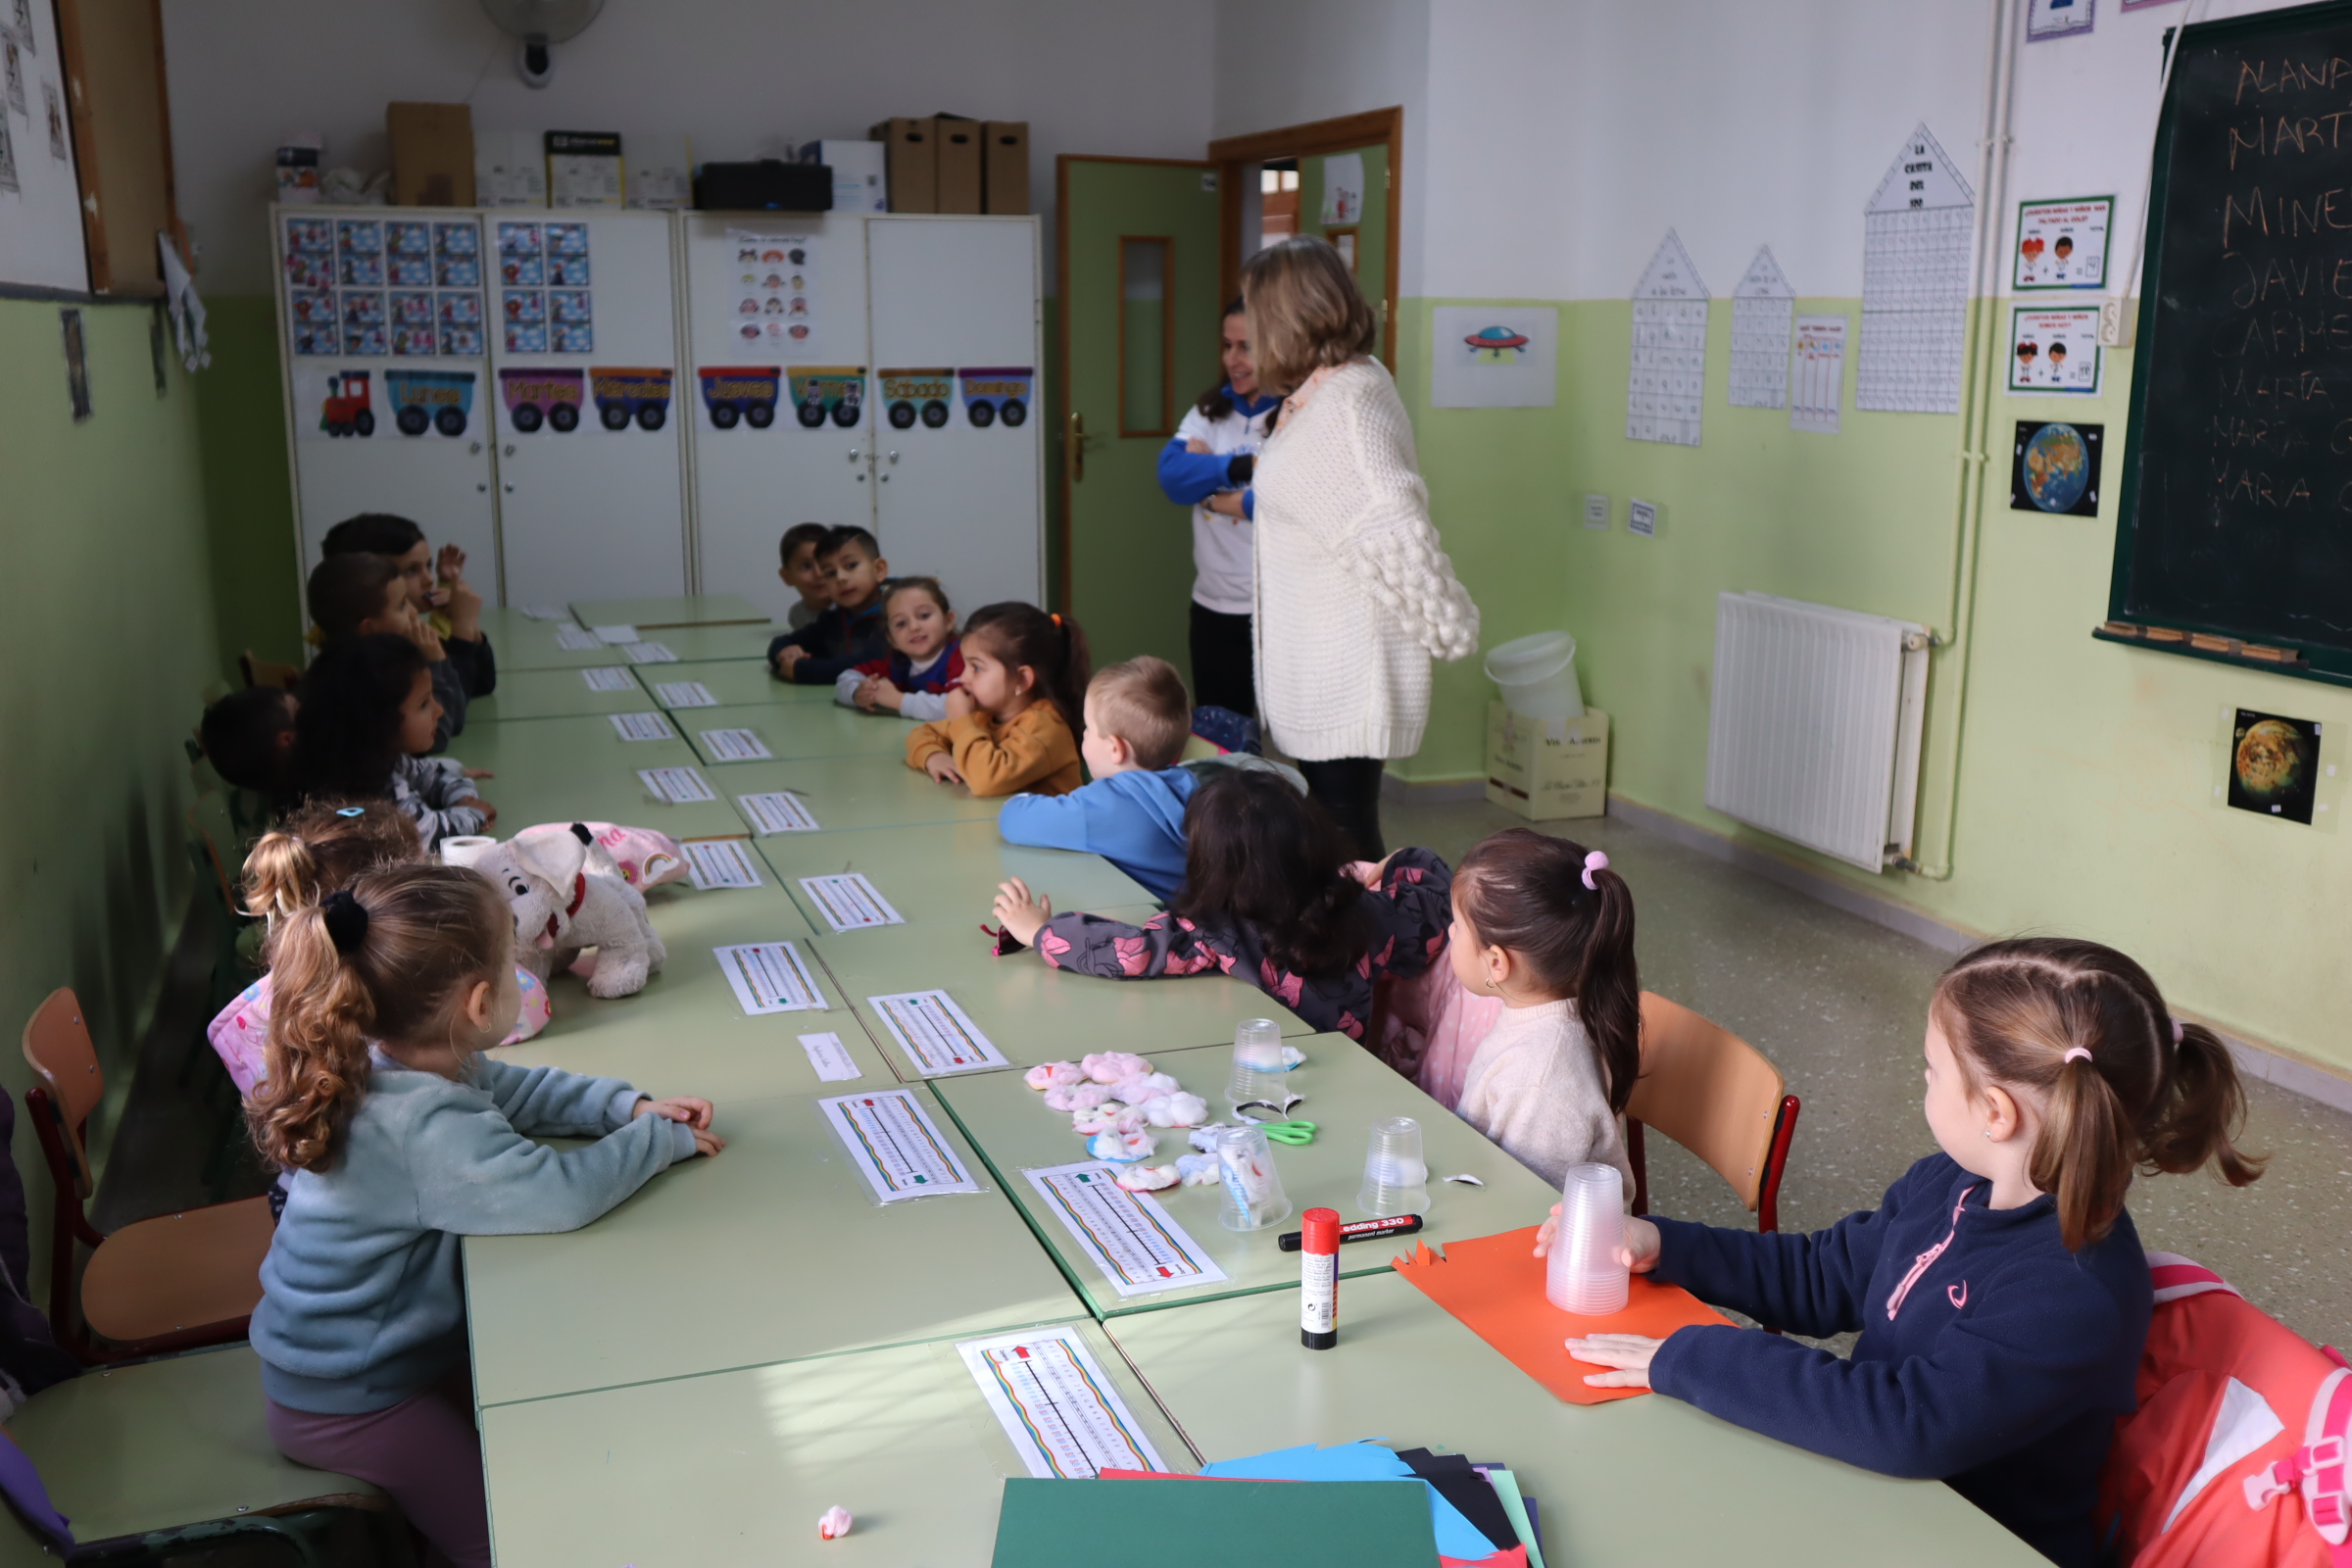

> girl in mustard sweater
[906,603,1089,797]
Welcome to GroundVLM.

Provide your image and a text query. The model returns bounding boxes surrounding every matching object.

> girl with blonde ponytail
[249,863,723,1568]
[1542,936,2263,1568]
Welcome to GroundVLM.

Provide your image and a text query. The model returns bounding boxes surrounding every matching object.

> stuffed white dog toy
[474,822,667,999]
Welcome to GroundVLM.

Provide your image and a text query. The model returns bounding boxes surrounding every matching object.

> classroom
[3,0,2349,1563]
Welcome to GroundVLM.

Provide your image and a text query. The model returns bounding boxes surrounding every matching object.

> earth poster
[2011,420,2103,515]
[2226,709,2321,825]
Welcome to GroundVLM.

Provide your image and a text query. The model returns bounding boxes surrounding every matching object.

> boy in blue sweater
[1001,656,1198,897]
[1544,938,2264,1568]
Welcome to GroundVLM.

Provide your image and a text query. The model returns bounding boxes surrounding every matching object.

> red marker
[1300,1207,1340,1350]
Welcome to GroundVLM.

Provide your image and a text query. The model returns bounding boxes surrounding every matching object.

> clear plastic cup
[1215,1124,1293,1232]
[1545,1162,1630,1316]
[1357,1116,1431,1217]
[1224,1018,1287,1111]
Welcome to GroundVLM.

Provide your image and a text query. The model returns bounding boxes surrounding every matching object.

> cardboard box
[799,139,888,215]
[1485,703,1609,820]
[868,118,937,213]
[983,121,1030,214]
[386,102,474,207]
[934,116,983,214]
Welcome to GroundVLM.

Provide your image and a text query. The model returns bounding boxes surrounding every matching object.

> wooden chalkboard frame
[2103,0,2352,691]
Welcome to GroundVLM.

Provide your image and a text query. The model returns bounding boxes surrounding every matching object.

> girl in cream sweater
[906,603,1088,798]
[1447,828,1640,1195]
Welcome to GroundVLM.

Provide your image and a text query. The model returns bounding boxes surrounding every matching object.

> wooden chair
[20,989,273,1364]
[1627,992,1801,1233]
[239,650,302,691]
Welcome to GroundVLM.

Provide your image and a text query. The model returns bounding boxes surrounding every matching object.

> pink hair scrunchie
[1582,850,1610,891]
[2062,1046,2092,1065]
[2172,1018,2185,1044]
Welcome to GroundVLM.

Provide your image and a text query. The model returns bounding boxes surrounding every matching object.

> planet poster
[2011,420,2102,515]
[2226,709,2321,825]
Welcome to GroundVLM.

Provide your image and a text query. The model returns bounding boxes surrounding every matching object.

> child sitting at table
[777,521,833,632]
[249,863,722,1568]
[320,513,495,700]
[1547,936,2266,1568]
[200,686,300,796]
[308,552,466,746]
[906,603,1087,798]
[838,576,962,721]
[288,635,495,848]
[997,655,1199,898]
[991,766,1452,1042]
[1441,828,1638,1192]
[768,525,890,684]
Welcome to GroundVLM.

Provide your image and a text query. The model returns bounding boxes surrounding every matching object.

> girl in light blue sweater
[247,863,723,1568]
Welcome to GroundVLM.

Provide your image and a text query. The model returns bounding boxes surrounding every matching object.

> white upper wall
[161,0,1220,296]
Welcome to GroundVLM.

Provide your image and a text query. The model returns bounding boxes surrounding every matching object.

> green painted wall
[1398,294,2352,1078]
[0,295,226,1294]
[197,296,306,671]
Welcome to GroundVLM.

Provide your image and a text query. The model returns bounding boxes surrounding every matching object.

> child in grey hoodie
[246,863,722,1568]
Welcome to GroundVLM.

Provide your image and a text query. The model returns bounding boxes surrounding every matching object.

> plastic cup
[1215,1124,1293,1232]
[1224,1018,1287,1111]
[1357,1116,1431,1217]
[1545,1162,1630,1316]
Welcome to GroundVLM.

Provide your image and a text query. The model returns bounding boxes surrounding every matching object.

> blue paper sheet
[1198,1442,1496,1559]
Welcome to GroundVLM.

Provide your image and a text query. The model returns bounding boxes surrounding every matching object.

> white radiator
[1704,592,1931,873]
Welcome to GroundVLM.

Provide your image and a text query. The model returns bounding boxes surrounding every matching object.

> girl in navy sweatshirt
[1547,937,2264,1567]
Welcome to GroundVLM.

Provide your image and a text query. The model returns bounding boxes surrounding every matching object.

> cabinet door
[276,207,500,591]
[487,211,688,608]
[865,218,1044,612]
[681,211,875,625]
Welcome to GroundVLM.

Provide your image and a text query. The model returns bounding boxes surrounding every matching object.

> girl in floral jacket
[991,767,1451,1042]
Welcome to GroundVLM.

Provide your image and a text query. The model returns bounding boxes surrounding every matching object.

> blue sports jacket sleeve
[1157,440,1236,506]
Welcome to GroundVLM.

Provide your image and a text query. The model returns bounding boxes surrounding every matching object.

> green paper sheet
[992,1477,1440,1567]
[1489,1469,1544,1568]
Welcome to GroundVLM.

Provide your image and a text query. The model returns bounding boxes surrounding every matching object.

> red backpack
[2098,1253,2350,1568]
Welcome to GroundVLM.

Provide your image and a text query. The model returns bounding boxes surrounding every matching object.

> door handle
[1068,411,1089,482]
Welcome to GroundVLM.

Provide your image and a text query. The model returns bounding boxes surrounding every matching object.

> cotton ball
[1279,1045,1306,1070]
[1083,1051,1152,1085]
[1071,1105,1122,1136]
[817,1505,853,1541]
[1044,1083,1112,1113]
[1188,1124,1229,1153]
[1111,1105,1148,1135]
[1024,1061,1082,1092]
[1175,1152,1223,1186]
[1140,1092,1209,1128]
[1115,1163,1180,1192]
[1087,1128,1157,1163]
[1110,1070,1181,1105]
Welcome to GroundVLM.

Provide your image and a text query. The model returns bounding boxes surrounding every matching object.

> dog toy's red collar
[565,873,589,918]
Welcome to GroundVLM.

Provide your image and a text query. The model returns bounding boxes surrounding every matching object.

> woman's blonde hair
[250,863,509,1172]
[1241,236,1379,392]
[241,799,422,926]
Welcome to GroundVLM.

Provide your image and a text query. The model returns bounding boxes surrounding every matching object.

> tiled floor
[1384,791,2352,1351]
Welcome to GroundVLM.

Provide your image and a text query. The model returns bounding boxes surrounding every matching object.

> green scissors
[1233,1101,1316,1145]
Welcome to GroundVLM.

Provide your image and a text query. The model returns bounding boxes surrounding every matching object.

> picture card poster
[728,230,817,354]
[2010,420,2103,515]
[2007,306,2103,395]
[1859,124,1974,415]
[2014,197,2112,289]
[1430,306,1557,409]
[2228,710,2321,825]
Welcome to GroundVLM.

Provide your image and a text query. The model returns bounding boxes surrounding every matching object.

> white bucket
[1483,631,1584,721]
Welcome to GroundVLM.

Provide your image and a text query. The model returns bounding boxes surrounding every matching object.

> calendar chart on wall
[1857,124,1974,416]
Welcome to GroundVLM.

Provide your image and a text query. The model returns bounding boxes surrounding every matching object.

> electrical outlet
[2098,296,2132,348]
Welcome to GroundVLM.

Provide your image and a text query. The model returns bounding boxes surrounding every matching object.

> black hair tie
[320,889,369,955]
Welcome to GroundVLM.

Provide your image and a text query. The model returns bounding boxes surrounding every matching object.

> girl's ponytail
[1574,861,1642,1115]
[2032,1049,2136,1253]
[241,830,324,924]
[240,800,423,931]
[250,899,377,1172]
[2142,1020,2265,1188]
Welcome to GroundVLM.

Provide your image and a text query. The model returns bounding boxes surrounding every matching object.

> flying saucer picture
[1465,324,1531,361]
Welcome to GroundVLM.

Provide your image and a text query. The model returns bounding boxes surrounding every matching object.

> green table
[466,664,659,722]
[463,1087,1084,1406]
[471,608,614,672]
[718,754,1005,834]
[809,908,1311,1084]
[629,621,779,662]
[479,1322,1192,1568]
[934,1033,1558,1316]
[1106,1274,2044,1567]
[675,701,923,766]
[488,881,899,1103]
[647,658,833,709]
[758,820,1152,931]
[570,593,766,629]
[442,716,748,841]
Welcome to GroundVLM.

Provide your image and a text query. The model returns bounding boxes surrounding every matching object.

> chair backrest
[1628,993,1786,1212]
[21,990,101,1191]
[238,651,301,691]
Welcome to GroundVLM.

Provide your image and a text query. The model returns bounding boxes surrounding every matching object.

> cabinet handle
[469,441,482,456]
[504,445,516,458]
[476,482,488,493]
[503,482,514,493]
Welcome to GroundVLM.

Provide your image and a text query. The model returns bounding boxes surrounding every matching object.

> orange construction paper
[1390,1228,1731,1405]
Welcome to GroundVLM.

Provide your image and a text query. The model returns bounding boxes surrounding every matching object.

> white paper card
[702,727,773,761]
[713,941,825,1013]
[519,605,566,620]
[683,838,762,889]
[798,1031,862,1082]
[801,872,904,932]
[581,665,634,691]
[1729,245,1796,411]
[1629,498,1659,538]
[1583,493,1611,530]
[654,681,717,708]
[623,642,677,664]
[609,710,675,742]
[592,624,640,644]
[1791,314,1848,433]
[1628,229,1709,446]
[868,990,1006,1075]
[820,1089,980,1202]
[1023,1161,1230,1297]
[556,624,604,651]
[639,765,716,803]
[958,1324,1171,1478]
[1430,305,1558,409]
[1318,152,1364,225]
[738,791,819,833]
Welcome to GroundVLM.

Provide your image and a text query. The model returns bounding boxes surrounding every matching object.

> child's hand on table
[1563,1334,1664,1389]
[774,646,807,677]
[992,877,1053,947]
[635,1096,727,1157]
[942,685,978,720]
[857,677,904,712]
[1533,1204,1660,1272]
[922,752,964,785]
[473,800,499,825]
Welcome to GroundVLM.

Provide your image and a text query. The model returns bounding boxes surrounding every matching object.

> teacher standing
[1245,236,1480,858]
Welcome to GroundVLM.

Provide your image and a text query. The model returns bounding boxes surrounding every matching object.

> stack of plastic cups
[1215,1124,1292,1232]
[1224,1018,1286,1111]
[1357,1116,1431,1217]
[1545,1162,1630,1316]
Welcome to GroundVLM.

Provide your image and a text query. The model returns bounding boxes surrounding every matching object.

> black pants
[1297,757,1387,861]
[1188,602,1256,718]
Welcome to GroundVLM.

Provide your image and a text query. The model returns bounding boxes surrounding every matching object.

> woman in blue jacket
[1156,300,1279,717]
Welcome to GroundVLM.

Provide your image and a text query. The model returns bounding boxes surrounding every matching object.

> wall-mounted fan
[478,0,607,89]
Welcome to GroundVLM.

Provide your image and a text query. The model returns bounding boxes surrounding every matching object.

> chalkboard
[2109,0,2352,687]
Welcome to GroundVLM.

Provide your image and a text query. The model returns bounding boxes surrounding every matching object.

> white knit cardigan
[1250,357,1480,761]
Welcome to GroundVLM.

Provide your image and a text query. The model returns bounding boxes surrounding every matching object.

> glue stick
[1300,1206,1340,1349]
